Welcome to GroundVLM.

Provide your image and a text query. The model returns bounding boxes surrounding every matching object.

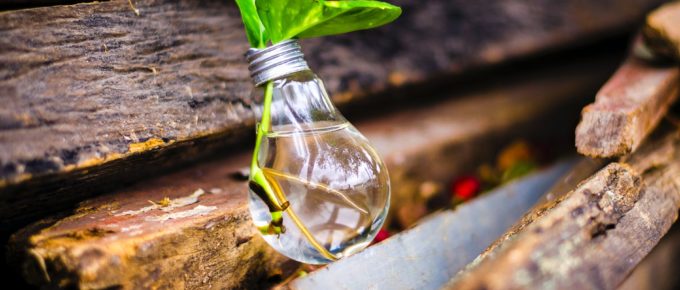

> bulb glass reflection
[248,71,390,264]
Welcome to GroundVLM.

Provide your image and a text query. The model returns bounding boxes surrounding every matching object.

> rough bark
[444,127,680,290]
[575,55,679,158]
[7,55,618,289]
[643,1,680,61]
[0,0,664,229]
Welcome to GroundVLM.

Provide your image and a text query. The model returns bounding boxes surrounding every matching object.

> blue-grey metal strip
[289,158,577,290]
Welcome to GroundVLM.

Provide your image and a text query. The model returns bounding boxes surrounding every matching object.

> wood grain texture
[7,154,291,290]
[0,0,664,228]
[618,223,680,290]
[575,56,679,158]
[643,1,680,61]
[6,54,618,289]
[444,127,680,290]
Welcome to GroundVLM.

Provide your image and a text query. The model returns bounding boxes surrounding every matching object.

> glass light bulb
[248,69,390,264]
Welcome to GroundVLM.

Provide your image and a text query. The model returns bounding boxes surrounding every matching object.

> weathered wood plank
[0,0,664,228]
[618,223,680,290]
[287,159,576,290]
[444,127,680,290]
[643,1,680,61]
[454,158,605,276]
[7,54,618,289]
[575,54,679,158]
[8,154,290,289]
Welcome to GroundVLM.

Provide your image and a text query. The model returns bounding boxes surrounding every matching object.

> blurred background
[1,0,679,289]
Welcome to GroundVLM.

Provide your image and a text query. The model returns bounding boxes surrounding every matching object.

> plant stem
[250,80,338,261]
[265,173,339,261]
[250,81,282,211]
[262,168,368,214]
[251,81,273,169]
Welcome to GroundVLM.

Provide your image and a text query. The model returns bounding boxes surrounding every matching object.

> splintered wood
[575,57,679,158]
[444,128,680,290]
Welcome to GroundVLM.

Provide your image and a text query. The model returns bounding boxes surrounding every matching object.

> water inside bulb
[248,71,390,264]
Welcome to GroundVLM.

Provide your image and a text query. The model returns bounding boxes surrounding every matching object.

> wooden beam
[643,1,680,61]
[7,54,617,289]
[618,223,680,290]
[575,54,679,158]
[444,127,680,290]
[0,0,664,229]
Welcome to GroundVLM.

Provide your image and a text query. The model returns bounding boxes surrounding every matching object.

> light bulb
[245,40,390,264]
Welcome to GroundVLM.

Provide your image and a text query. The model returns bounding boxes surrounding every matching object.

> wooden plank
[618,223,680,290]
[643,1,680,61]
[444,127,680,290]
[575,54,679,158]
[6,54,618,289]
[7,154,291,290]
[0,0,664,229]
[455,158,605,276]
[287,159,576,290]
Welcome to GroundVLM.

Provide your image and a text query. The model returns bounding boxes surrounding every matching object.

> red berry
[373,228,391,244]
[451,175,481,200]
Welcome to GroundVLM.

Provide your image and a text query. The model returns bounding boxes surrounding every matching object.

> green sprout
[235,0,401,256]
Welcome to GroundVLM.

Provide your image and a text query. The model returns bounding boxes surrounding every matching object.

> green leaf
[256,0,401,44]
[235,0,269,48]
